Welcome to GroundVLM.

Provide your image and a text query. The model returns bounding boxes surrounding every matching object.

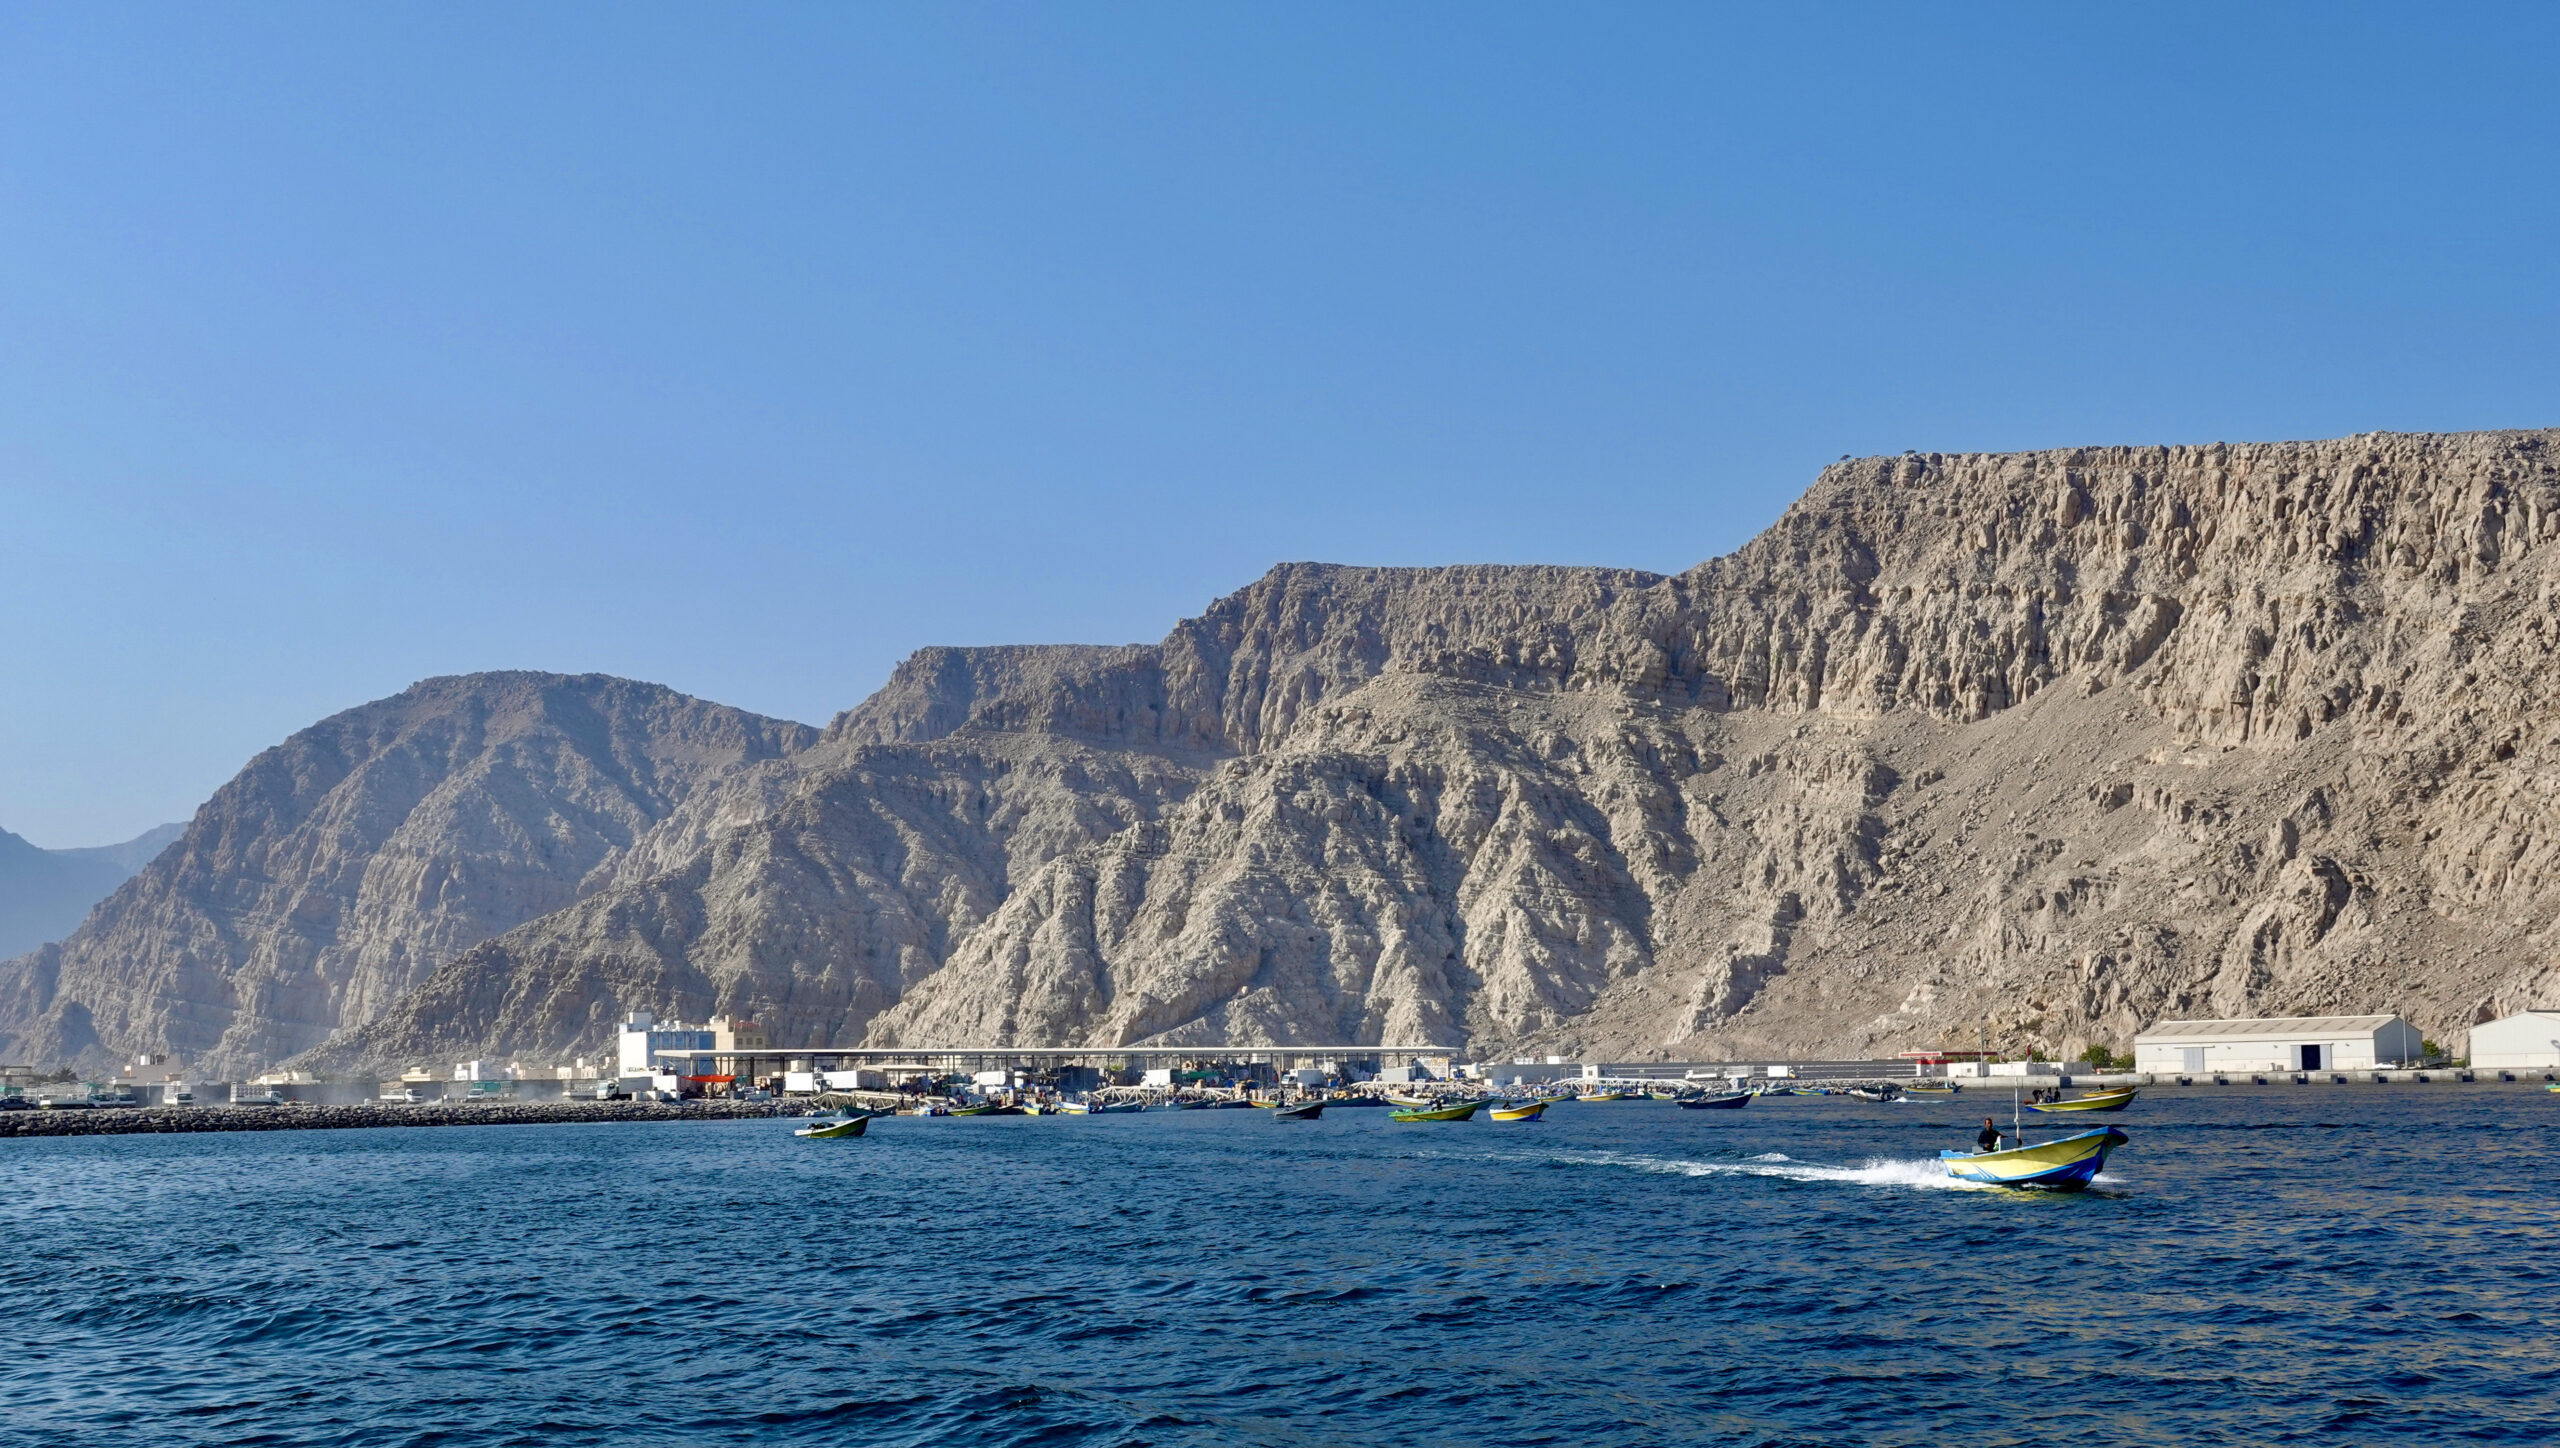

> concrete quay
[0,1098,801,1139]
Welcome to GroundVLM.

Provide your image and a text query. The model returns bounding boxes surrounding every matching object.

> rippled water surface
[6,1088,2557,1446]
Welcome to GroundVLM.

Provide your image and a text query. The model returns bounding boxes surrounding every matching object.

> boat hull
[1272,1102,1324,1121]
[1488,1101,1547,1122]
[1940,1127,2128,1190]
[1677,1092,1751,1110]
[794,1117,869,1138]
[1389,1102,1482,1122]
[2025,1088,2139,1113]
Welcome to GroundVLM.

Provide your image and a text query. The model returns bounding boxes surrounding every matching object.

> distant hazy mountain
[0,822,183,960]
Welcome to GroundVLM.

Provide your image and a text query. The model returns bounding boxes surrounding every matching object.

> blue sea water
[3,1088,2556,1447]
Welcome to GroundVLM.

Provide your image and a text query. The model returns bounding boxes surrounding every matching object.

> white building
[616,1010,715,1077]
[2467,1010,2560,1069]
[2134,1015,2423,1074]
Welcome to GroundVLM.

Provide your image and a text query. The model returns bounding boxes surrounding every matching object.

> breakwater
[0,1098,797,1139]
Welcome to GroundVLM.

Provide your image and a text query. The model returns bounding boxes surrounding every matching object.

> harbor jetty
[0,1098,803,1139]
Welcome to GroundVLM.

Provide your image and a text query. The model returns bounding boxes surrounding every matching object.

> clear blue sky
[4,4,2557,846]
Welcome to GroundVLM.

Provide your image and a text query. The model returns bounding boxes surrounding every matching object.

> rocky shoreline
[0,1099,800,1139]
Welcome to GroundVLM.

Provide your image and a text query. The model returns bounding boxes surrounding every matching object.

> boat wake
[1547,1148,1996,1192]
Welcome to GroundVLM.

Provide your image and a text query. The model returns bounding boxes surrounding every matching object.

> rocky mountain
[0,674,814,1076]
[0,823,183,961]
[23,430,2560,1078]
[312,429,2560,1075]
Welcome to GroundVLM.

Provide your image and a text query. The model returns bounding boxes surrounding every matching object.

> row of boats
[796,1081,2147,1190]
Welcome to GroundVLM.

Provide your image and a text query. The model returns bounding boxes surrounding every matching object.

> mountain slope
[0,673,814,1076]
[0,823,182,961]
[322,430,2560,1073]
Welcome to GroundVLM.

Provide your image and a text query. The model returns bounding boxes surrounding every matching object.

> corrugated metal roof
[2137,1015,2401,1040]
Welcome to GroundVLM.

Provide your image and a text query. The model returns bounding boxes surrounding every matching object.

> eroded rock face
[42,430,2560,1077]
[312,430,2560,1074]
[0,674,813,1077]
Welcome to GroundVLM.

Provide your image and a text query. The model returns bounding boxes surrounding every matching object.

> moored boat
[1487,1100,1547,1122]
[1940,1126,2129,1190]
[1388,1101,1482,1122]
[1576,1089,1636,1103]
[1677,1091,1751,1110]
[2024,1087,2140,1113]
[946,1103,1002,1116]
[1382,1093,1435,1109]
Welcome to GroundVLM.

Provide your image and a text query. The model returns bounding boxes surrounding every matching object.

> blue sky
[4,4,2558,846]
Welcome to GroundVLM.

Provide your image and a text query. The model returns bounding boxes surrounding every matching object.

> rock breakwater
[0,1099,797,1139]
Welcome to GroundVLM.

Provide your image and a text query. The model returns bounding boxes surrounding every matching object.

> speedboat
[1388,1101,1482,1122]
[2025,1087,2139,1113]
[1940,1127,2128,1190]
[1677,1091,1751,1110]
[1487,1100,1548,1122]
[1382,1093,1435,1109]
[794,1115,869,1138]
[1271,1100,1324,1121]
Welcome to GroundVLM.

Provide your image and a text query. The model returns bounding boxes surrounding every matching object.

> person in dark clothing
[1976,1118,2008,1153]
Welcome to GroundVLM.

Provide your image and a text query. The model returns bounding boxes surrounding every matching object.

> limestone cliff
[314,430,2560,1073]
[0,674,814,1077]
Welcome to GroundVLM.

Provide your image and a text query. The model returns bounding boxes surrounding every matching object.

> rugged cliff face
[314,430,2560,1074]
[28,431,2560,1077]
[0,674,814,1077]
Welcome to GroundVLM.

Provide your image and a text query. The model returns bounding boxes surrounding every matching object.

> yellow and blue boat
[1576,1089,1637,1103]
[2024,1087,2139,1114]
[1939,1126,2128,1190]
[1487,1100,1548,1122]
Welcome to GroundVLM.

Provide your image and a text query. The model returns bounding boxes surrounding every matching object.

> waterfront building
[2133,1015,2422,1073]
[616,1010,716,1077]
[2465,1010,2560,1069]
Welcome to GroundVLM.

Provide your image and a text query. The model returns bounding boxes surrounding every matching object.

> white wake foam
[1552,1148,1996,1192]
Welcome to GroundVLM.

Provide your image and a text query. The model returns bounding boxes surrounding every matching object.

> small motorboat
[1326,1094,1389,1108]
[1576,1090,1636,1103]
[1388,1101,1482,1122]
[1906,1083,1957,1095]
[2025,1087,2140,1113]
[946,1103,1003,1117]
[1271,1100,1324,1121]
[1677,1091,1751,1110]
[1382,1092,1435,1109]
[1488,1100,1548,1122]
[1940,1126,2129,1190]
[794,1115,869,1138]
[1646,1089,1683,1101]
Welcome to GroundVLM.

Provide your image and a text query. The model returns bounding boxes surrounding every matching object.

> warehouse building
[2467,1010,2560,1069]
[2133,1015,2423,1074]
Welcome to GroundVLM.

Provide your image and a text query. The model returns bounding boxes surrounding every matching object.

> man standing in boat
[1976,1118,2010,1154]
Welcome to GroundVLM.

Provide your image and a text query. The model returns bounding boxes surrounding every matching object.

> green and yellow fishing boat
[2024,1087,2139,1113]
[1388,1101,1482,1122]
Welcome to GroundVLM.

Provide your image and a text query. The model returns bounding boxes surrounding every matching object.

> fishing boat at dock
[1939,1126,2129,1190]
